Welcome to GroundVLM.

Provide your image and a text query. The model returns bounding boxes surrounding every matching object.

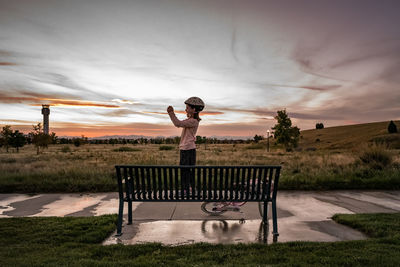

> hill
[298,120,400,150]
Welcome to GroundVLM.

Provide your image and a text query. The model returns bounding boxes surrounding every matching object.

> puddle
[104,219,273,245]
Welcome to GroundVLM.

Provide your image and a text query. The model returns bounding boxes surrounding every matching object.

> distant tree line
[1,124,265,153]
[1,124,57,154]
[65,136,257,145]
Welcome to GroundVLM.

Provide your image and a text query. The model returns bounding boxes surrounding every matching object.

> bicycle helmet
[184,97,205,112]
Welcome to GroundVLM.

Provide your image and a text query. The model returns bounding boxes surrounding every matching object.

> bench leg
[128,199,132,225]
[272,199,279,238]
[262,201,268,223]
[116,198,124,236]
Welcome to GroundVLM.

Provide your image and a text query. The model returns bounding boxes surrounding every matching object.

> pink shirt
[168,111,199,150]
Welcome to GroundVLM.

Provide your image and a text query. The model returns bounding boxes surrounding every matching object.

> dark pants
[180,149,196,191]
[180,149,196,166]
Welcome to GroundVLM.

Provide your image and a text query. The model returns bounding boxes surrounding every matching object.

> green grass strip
[0,213,399,266]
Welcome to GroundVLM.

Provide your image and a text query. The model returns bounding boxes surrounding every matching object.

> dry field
[1,141,399,192]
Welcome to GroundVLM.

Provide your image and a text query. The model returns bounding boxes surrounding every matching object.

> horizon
[1,0,400,137]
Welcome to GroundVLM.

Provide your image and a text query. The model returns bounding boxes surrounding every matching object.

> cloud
[0,50,13,56]
[0,62,16,66]
[255,82,342,91]
[1,0,400,135]
[99,109,176,118]
[29,99,120,108]
[31,72,121,101]
[0,119,35,124]
[172,110,224,116]
[290,44,356,84]
[213,107,276,117]
[111,99,139,105]
[297,85,341,91]
[0,92,120,108]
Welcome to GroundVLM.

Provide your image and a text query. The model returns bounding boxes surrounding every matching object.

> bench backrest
[116,165,281,202]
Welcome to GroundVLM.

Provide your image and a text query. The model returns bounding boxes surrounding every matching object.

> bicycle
[201,200,266,218]
[200,179,274,219]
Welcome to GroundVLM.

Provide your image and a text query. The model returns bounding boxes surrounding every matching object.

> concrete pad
[103,191,371,245]
[336,191,400,211]
[0,194,42,217]
[314,192,398,214]
[306,220,367,241]
[0,193,136,217]
[131,202,176,220]
[276,191,354,220]
[4,194,61,217]
[33,194,109,217]
[1,191,399,245]
[93,193,121,216]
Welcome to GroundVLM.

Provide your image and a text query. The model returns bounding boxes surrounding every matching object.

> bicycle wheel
[201,202,227,215]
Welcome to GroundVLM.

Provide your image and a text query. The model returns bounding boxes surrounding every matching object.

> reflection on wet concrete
[103,219,274,245]
[200,220,268,244]
[103,215,369,246]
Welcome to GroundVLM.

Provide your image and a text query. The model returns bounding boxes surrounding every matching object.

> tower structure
[41,105,50,135]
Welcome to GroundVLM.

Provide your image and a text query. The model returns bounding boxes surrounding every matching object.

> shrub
[61,146,71,153]
[388,120,398,134]
[359,144,393,170]
[113,147,141,152]
[316,123,324,129]
[159,145,174,151]
[372,134,400,149]
[245,143,265,150]
[305,147,317,151]
[1,157,17,163]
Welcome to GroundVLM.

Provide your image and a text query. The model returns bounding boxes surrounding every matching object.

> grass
[159,145,175,151]
[0,213,399,266]
[299,120,400,150]
[358,144,393,169]
[113,147,142,152]
[0,143,399,192]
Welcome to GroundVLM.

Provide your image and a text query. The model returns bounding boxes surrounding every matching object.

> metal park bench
[115,165,281,238]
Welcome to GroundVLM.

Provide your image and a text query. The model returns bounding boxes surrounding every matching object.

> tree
[316,122,324,129]
[10,130,27,152]
[1,125,13,152]
[30,123,52,155]
[253,134,264,143]
[388,120,398,134]
[272,110,300,151]
[50,132,58,144]
[73,135,88,147]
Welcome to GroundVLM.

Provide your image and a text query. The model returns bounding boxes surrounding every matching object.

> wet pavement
[1,191,399,245]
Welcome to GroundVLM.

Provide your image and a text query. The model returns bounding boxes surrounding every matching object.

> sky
[1,0,399,137]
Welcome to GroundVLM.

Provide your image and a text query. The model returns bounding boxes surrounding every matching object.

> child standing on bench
[167,97,205,194]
